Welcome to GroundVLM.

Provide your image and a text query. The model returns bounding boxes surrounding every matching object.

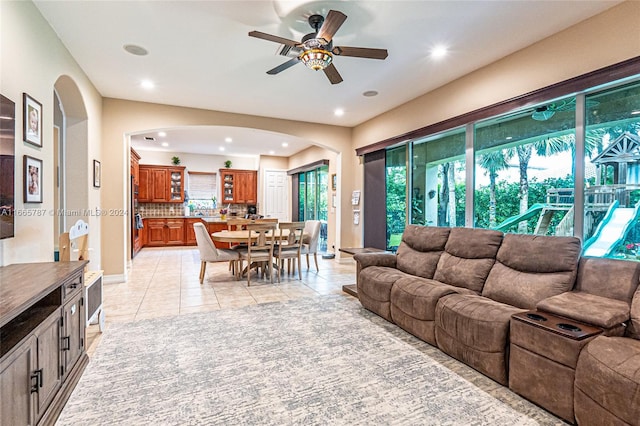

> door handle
[62,336,70,351]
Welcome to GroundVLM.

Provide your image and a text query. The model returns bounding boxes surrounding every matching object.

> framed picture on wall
[331,174,337,191]
[24,155,43,203]
[23,93,43,147]
[93,160,101,188]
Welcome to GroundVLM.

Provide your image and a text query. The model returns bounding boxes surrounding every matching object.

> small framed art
[23,93,43,147]
[331,174,337,191]
[93,160,101,188]
[24,155,43,203]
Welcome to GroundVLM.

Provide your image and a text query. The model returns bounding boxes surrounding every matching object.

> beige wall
[101,98,351,278]
[351,1,640,247]
[0,1,102,267]
[138,150,258,172]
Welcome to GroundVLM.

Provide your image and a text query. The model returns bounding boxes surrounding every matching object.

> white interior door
[264,170,288,221]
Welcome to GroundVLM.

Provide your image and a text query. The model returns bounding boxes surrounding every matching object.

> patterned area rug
[57,295,559,425]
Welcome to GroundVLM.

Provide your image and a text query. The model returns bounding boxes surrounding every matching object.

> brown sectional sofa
[354,225,640,425]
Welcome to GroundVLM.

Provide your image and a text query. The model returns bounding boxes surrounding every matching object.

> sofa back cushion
[577,257,640,302]
[396,225,450,279]
[433,228,503,293]
[627,288,640,340]
[481,234,581,309]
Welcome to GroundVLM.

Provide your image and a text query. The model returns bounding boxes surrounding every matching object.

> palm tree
[479,149,513,227]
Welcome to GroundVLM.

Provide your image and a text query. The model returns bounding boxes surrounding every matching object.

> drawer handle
[61,336,70,351]
[30,369,42,393]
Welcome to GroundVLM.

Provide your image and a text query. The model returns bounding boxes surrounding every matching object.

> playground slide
[491,203,546,232]
[583,201,640,257]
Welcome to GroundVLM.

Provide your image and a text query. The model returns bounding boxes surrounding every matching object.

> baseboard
[103,274,126,284]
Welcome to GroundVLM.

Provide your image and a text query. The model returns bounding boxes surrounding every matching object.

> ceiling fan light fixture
[300,49,333,71]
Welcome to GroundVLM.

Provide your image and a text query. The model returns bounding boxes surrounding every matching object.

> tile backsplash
[139,203,248,218]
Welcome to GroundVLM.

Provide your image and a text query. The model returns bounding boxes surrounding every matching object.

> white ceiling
[35,0,621,157]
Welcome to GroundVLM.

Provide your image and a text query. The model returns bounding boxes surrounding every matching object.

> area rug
[57,295,557,425]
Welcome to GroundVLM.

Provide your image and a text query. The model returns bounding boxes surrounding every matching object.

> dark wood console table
[339,247,387,297]
[1,261,89,426]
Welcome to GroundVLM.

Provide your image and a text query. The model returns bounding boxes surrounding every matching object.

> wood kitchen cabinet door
[165,219,186,245]
[146,219,166,246]
[138,167,151,202]
[185,219,203,245]
[151,168,169,202]
[237,170,257,203]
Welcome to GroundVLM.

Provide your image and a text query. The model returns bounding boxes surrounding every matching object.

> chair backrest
[277,222,305,255]
[194,222,221,261]
[245,222,277,255]
[255,218,278,224]
[303,220,322,254]
[227,218,250,231]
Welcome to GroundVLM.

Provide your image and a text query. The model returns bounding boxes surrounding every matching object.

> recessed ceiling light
[158,131,166,137]
[334,108,344,117]
[363,90,378,97]
[140,79,155,90]
[219,147,225,152]
[123,44,148,56]
[431,45,448,59]
[161,142,169,147]
[269,150,275,155]
[282,142,288,147]
[225,137,232,143]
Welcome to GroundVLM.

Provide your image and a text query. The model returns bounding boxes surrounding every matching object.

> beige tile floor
[86,247,358,354]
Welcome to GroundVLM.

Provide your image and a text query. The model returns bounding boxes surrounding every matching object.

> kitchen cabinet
[207,222,229,249]
[219,169,257,204]
[130,149,140,185]
[185,218,204,245]
[139,165,185,203]
[144,218,186,246]
[0,262,88,426]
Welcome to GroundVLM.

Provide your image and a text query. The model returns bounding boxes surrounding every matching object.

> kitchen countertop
[140,216,230,223]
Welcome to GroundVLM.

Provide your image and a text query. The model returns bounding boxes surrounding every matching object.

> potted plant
[219,208,228,220]
[224,160,232,168]
[171,156,181,165]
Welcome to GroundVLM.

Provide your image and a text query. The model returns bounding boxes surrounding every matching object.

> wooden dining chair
[273,222,305,281]
[239,222,277,286]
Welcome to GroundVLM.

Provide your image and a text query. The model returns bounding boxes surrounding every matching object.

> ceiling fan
[531,98,599,121]
[248,10,388,85]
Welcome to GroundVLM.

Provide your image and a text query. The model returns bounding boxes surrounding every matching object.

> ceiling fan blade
[266,58,300,75]
[249,31,300,47]
[333,46,388,60]
[316,10,347,44]
[323,63,343,85]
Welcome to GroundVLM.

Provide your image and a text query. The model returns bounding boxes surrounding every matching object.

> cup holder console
[526,313,548,322]
[557,323,582,332]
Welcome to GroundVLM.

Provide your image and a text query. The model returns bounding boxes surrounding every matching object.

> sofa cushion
[358,266,408,303]
[537,291,630,329]
[358,266,409,321]
[433,228,502,293]
[435,294,526,385]
[390,277,469,345]
[576,257,640,302]
[627,288,640,340]
[396,225,450,279]
[575,336,640,425]
[481,234,581,309]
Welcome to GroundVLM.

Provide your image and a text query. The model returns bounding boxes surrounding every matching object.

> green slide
[491,203,547,232]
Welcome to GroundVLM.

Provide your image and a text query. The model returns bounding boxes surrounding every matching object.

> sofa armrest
[353,252,397,269]
[537,291,630,329]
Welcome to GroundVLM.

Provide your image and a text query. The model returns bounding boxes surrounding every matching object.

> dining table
[210,229,291,244]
